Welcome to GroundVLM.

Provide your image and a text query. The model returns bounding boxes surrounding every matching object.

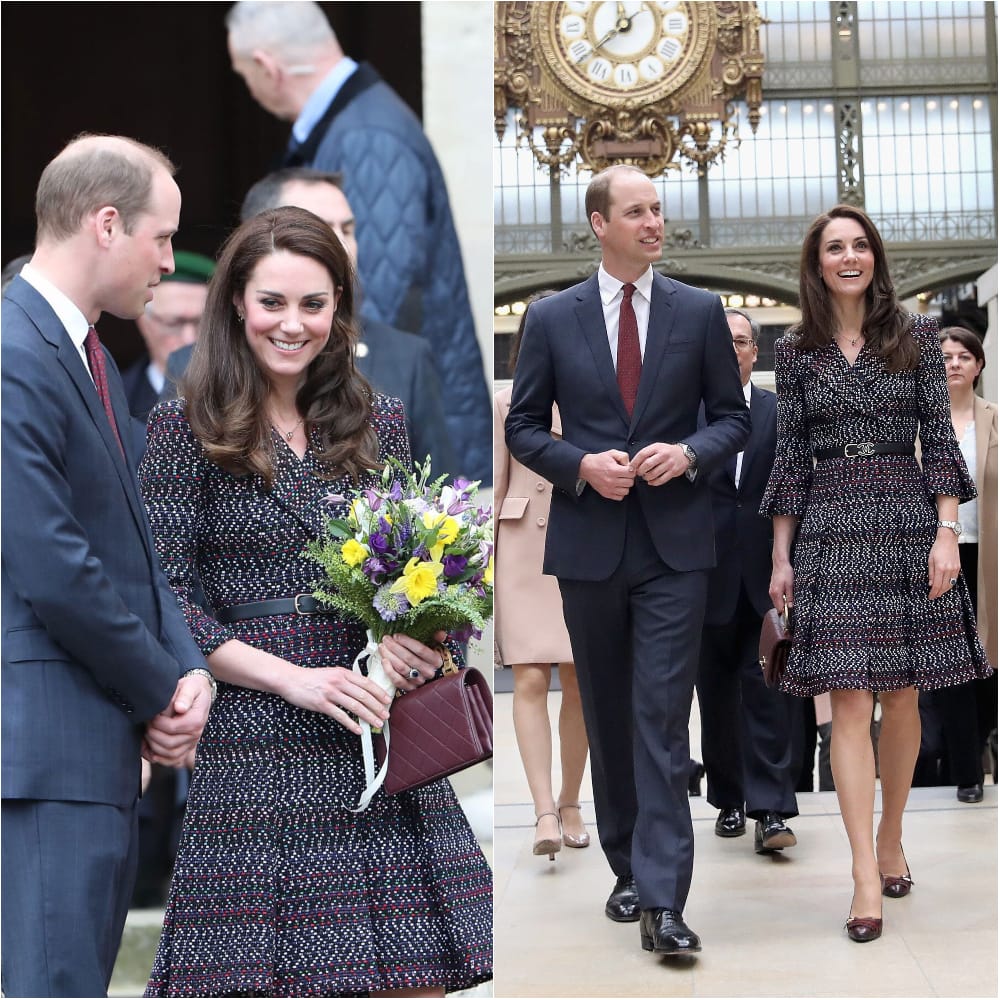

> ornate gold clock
[496,0,765,176]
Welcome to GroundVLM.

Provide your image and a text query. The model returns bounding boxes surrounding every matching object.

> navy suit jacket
[1,277,206,808]
[506,271,750,581]
[702,383,777,624]
[162,318,458,477]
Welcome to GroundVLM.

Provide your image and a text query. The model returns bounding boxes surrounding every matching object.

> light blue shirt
[292,57,359,145]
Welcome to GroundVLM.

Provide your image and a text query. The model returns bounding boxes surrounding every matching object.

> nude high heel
[557,803,591,848]
[533,812,562,861]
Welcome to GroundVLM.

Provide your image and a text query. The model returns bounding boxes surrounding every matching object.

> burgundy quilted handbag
[758,602,793,688]
[373,668,493,795]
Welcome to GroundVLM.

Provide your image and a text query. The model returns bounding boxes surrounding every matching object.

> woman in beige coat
[494,294,590,860]
[925,326,997,801]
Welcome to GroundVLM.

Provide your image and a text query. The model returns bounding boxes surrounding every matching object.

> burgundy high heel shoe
[845,894,883,943]
[880,846,914,899]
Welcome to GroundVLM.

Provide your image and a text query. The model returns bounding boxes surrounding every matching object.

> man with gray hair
[225,0,491,483]
[1,134,214,997]
[695,307,801,855]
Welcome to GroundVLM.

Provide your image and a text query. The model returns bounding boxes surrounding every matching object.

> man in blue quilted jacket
[225,0,491,484]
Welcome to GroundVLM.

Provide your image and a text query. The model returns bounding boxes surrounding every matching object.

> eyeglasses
[732,338,756,350]
[146,311,201,333]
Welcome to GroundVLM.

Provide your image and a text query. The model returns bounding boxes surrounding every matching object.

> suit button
[536,517,546,526]
[536,482,545,492]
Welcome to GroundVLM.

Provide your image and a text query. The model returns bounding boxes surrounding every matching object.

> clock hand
[617,4,651,34]
[617,1,626,19]
[583,24,621,60]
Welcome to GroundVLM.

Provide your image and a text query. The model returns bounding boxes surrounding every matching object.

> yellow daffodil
[341,538,370,566]
[422,511,460,545]
[483,554,494,586]
[390,556,443,605]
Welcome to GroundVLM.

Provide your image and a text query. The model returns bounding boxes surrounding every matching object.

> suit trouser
[696,587,801,819]
[558,498,707,912]
[2,798,139,998]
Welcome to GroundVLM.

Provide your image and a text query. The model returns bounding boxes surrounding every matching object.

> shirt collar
[292,57,359,144]
[19,262,91,350]
[743,379,753,406]
[597,263,654,305]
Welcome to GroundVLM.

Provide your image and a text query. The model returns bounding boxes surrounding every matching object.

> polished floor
[494,688,998,999]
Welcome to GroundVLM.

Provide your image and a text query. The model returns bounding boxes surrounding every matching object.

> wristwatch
[679,443,698,469]
[182,667,218,703]
[936,519,963,538]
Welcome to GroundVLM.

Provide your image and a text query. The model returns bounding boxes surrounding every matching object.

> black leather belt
[216,595,324,623]
[814,441,915,461]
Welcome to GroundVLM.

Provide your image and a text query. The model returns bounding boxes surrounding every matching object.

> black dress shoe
[754,812,797,854]
[605,872,641,922]
[714,806,746,838]
[639,908,702,955]
[957,782,984,803]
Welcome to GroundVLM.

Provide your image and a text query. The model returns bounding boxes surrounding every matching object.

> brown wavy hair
[790,204,918,372]
[182,206,379,486]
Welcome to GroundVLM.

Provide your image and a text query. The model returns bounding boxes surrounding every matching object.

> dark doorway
[1,1,422,366]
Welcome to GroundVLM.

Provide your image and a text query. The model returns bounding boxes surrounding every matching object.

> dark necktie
[84,326,125,458]
[617,283,641,417]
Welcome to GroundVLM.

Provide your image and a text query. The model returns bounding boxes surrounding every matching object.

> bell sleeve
[760,334,814,517]
[912,314,977,502]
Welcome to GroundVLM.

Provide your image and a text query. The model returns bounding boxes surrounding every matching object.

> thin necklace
[272,416,304,441]
[837,330,861,347]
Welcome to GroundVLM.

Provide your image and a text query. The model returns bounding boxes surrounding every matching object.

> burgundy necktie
[617,283,641,417]
[84,327,125,458]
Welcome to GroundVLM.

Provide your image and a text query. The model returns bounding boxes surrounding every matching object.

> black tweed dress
[139,397,492,997]
[760,314,992,697]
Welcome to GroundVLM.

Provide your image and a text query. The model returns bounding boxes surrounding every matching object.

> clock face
[537,0,712,106]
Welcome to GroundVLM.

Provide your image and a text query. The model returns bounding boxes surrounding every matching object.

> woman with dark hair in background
[920,327,997,801]
[139,207,492,997]
[494,291,591,861]
[762,205,990,943]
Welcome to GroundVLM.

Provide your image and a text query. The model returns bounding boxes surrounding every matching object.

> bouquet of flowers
[306,456,493,706]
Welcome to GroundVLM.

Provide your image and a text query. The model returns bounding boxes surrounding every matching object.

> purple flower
[447,497,471,516]
[362,488,384,512]
[388,480,403,501]
[451,622,482,644]
[412,543,431,561]
[443,555,468,579]
[370,532,390,555]
[363,556,388,583]
[373,585,410,622]
[475,506,492,526]
[452,476,471,493]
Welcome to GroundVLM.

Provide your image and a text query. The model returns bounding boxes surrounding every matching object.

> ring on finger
[408,668,421,680]
[949,577,957,586]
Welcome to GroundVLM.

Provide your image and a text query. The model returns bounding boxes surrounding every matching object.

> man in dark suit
[696,308,801,854]
[506,165,750,957]
[121,251,213,423]
[163,167,457,478]
[1,135,215,997]
[224,0,490,483]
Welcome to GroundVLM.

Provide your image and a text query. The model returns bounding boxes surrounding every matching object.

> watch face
[537,0,712,106]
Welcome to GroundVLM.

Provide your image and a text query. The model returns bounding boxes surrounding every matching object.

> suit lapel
[630,273,677,429]
[573,275,630,427]
[737,384,768,491]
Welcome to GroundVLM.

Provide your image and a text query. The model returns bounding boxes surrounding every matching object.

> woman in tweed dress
[762,205,990,943]
[139,208,492,996]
